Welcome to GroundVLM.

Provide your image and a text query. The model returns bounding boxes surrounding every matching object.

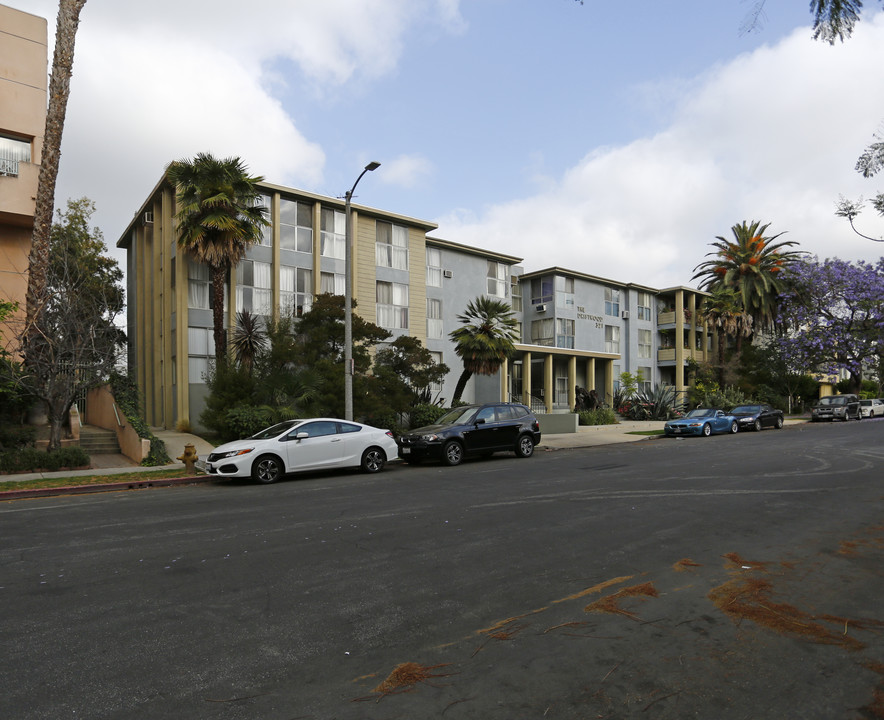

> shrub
[0,446,89,473]
[409,403,447,429]
[622,385,684,420]
[222,405,274,441]
[579,407,618,426]
[109,373,172,466]
[364,411,405,438]
[0,423,37,451]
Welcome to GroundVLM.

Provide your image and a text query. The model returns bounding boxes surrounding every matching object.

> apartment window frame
[638,328,652,360]
[487,261,507,298]
[555,276,575,308]
[281,266,313,317]
[187,326,215,383]
[320,271,345,296]
[605,287,621,317]
[531,318,554,346]
[637,291,652,321]
[0,133,31,177]
[376,221,409,270]
[320,206,346,259]
[376,281,409,329]
[530,276,554,305]
[426,247,443,287]
[556,318,575,349]
[427,298,443,339]
[605,324,620,354]
[279,198,313,253]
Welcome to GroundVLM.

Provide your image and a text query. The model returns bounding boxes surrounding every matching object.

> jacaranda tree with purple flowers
[776,257,884,392]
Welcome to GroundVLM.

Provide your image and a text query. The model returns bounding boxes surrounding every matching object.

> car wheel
[754,419,763,432]
[442,441,464,466]
[252,454,284,484]
[730,421,739,434]
[702,423,711,437]
[775,416,784,429]
[515,434,535,458]
[360,447,386,473]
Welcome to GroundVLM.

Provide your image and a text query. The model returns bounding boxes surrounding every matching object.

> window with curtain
[426,247,442,287]
[638,329,652,359]
[511,276,522,312]
[376,281,409,329]
[487,261,506,297]
[605,287,621,316]
[279,198,313,253]
[531,276,553,304]
[187,262,210,309]
[376,221,409,270]
[605,325,620,354]
[0,134,31,176]
[255,194,272,246]
[531,318,554,346]
[320,271,345,295]
[427,298,443,339]
[429,351,444,396]
[320,207,345,259]
[555,276,575,308]
[236,260,254,312]
[637,292,652,321]
[187,326,215,383]
[281,266,313,316]
[639,366,652,392]
[556,318,575,348]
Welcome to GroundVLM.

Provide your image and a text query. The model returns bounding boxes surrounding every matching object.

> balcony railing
[0,158,20,177]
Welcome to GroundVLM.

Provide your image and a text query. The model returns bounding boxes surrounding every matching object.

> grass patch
[625,430,664,436]
[0,468,195,493]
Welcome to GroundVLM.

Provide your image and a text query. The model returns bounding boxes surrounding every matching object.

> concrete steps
[78,426,120,455]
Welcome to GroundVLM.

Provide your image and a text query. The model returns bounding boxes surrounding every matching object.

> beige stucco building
[0,3,47,344]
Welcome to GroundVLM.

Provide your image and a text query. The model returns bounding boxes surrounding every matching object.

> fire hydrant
[177,443,198,474]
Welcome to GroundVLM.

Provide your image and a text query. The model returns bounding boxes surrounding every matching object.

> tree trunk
[211,265,227,361]
[25,0,87,365]
[452,368,472,404]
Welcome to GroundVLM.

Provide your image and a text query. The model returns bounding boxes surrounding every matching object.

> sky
[10,0,884,290]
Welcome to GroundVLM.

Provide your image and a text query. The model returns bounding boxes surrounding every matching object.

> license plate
[401,447,410,455]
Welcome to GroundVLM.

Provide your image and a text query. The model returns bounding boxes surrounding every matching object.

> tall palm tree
[449,296,520,403]
[692,220,803,333]
[166,153,268,361]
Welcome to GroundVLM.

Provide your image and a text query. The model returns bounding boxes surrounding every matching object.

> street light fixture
[344,161,380,421]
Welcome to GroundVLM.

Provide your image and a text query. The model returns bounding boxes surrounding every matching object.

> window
[236,260,272,315]
[556,276,574,308]
[637,292,652,321]
[187,262,210,309]
[376,281,409,329]
[639,366,652,392]
[281,266,312,316]
[605,287,621,316]
[187,327,215,383]
[376,221,409,270]
[429,350,444,396]
[605,325,620,354]
[638,329,652,359]
[426,247,442,287]
[255,194,272,246]
[511,276,522,312]
[531,318,554,346]
[487,261,507,297]
[556,318,575,348]
[280,198,313,253]
[531,276,553,305]
[320,207,345,259]
[320,271,344,296]
[0,134,31,176]
[427,298,443,339]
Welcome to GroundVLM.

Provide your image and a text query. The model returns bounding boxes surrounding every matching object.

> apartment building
[119,174,713,431]
[0,3,47,343]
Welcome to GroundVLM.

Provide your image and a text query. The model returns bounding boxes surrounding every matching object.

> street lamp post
[344,161,380,421]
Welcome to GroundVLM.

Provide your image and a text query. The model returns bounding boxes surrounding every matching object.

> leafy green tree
[9,198,125,450]
[700,285,754,383]
[693,221,804,332]
[449,296,519,403]
[166,153,268,362]
[372,335,450,413]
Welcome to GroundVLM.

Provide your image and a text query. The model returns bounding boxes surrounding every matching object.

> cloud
[437,14,884,289]
[377,154,434,189]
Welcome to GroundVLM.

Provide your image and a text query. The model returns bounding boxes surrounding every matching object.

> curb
[0,474,213,500]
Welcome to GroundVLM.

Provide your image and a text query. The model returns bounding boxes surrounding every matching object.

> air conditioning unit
[443,269,453,278]
[621,310,630,319]
[536,304,547,313]
[143,211,154,224]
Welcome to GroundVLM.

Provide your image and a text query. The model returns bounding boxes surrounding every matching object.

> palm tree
[701,285,753,384]
[166,153,268,361]
[230,310,267,373]
[449,296,520,403]
[692,220,803,333]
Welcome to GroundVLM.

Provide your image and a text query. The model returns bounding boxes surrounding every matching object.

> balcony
[657,348,706,363]
[0,158,19,177]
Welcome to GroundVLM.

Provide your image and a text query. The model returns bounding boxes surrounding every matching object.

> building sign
[577,306,604,328]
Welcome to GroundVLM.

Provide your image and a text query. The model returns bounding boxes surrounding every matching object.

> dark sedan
[730,404,785,431]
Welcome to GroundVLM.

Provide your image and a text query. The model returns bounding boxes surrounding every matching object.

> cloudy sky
[12,0,884,289]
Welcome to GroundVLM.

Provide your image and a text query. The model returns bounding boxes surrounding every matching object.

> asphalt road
[2,420,883,719]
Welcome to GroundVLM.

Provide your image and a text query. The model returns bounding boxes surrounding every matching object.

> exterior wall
[0,4,47,346]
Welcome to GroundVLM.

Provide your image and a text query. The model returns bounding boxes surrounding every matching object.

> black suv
[810,394,861,421]
[397,402,542,466]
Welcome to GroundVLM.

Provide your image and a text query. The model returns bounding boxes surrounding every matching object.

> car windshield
[732,405,761,414]
[434,406,480,426]
[818,397,847,406]
[685,409,715,419]
[250,420,301,439]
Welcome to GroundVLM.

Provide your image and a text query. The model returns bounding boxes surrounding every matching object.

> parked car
[663,408,738,437]
[810,394,861,422]
[397,402,541,466]
[201,418,399,483]
[730,404,785,431]
[860,398,884,418]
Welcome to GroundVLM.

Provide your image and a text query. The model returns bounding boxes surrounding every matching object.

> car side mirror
[475,418,486,425]
[296,431,309,440]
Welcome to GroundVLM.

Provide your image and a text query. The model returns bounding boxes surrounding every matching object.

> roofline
[426,235,523,264]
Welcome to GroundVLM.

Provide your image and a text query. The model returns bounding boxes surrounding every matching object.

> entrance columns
[568,355,577,411]
[499,357,508,402]
[544,354,553,414]
[522,351,532,406]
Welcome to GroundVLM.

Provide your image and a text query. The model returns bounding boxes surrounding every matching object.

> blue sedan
[664,408,738,437]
